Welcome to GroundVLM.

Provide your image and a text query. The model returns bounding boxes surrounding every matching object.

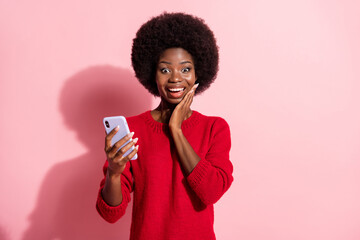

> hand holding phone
[104,116,138,160]
[103,116,138,174]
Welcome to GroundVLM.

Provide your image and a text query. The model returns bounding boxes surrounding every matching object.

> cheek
[155,75,166,91]
[184,73,196,84]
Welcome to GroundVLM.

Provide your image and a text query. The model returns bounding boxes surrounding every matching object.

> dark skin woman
[102,48,200,206]
[96,12,233,240]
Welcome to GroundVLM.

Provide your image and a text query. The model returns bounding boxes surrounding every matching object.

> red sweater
[96,110,233,240]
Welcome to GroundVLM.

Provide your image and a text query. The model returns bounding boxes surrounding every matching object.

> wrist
[169,125,183,136]
[107,168,122,179]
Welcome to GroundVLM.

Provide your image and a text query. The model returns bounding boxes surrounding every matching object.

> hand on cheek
[169,83,199,131]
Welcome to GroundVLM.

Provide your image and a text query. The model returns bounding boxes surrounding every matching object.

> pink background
[1,1,360,239]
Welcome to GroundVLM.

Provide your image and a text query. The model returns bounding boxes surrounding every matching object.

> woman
[96,12,234,240]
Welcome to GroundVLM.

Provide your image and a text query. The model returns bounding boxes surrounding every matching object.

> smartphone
[103,116,137,160]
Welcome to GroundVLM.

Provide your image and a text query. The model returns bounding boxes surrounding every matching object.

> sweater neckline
[142,110,200,133]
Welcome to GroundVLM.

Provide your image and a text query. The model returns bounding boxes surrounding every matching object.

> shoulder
[194,111,231,149]
[192,111,231,141]
[125,111,150,130]
[195,111,230,131]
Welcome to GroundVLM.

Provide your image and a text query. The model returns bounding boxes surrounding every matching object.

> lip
[166,86,187,99]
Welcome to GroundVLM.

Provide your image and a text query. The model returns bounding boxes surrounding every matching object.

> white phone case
[103,116,137,160]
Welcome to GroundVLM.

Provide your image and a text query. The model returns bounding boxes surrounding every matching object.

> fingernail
[194,83,199,88]
[135,145,139,150]
[115,125,120,130]
[133,138,138,144]
[128,132,134,138]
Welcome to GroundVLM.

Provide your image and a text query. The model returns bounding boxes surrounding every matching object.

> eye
[160,68,170,73]
[181,67,191,73]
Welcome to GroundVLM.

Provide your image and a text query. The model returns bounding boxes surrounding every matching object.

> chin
[161,96,183,106]
[167,98,183,105]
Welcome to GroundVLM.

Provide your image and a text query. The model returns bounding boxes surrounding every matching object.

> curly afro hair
[131,12,219,96]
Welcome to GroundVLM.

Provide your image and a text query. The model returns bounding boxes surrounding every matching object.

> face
[156,48,197,105]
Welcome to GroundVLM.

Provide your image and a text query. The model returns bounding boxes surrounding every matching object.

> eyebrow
[159,60,193,65]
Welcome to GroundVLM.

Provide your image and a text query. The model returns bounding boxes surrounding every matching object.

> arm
[185,118,233,205]
[169,85,233,205]
[96,161,133,223]
[169,84,200,175]
[102,170,123,206]
[170,127,201,175]
[96,127,138,223]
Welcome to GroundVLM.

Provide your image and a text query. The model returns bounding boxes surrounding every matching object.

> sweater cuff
[186,158,212,190]
[96,187,127,219]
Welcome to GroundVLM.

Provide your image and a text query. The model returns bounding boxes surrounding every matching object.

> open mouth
[167,87,186,98]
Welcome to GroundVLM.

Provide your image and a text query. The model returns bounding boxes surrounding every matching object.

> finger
[181,94,191,108]
[113,154,131,168]
[188,83,198,103]
[188,83,198,93]
[124,145,139,161]
[183,84,197,101]
[176,84,196,111]
[180,88,193,106]
[188,91,195,106]
[183,88,195,107]
[108,132,135,157]
[105,126,119,151]
[114,141,138,164]
[175,95,192,115]
[190,92,194,105]
[113,137,138,160]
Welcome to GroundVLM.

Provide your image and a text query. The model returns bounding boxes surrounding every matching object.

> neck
[152,98,192,123]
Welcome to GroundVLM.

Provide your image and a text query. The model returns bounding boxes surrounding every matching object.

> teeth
[168,88,184,92]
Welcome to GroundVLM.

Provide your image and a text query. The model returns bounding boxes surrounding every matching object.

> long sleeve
[186,118,233,205]
[96,160,133,223]
[96,111,233,239]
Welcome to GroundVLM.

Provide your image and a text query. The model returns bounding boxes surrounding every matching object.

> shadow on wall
[0,224,10,240]
[21,66,152,239]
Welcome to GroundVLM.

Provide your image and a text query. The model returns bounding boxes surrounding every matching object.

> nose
[169,70,182,83]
